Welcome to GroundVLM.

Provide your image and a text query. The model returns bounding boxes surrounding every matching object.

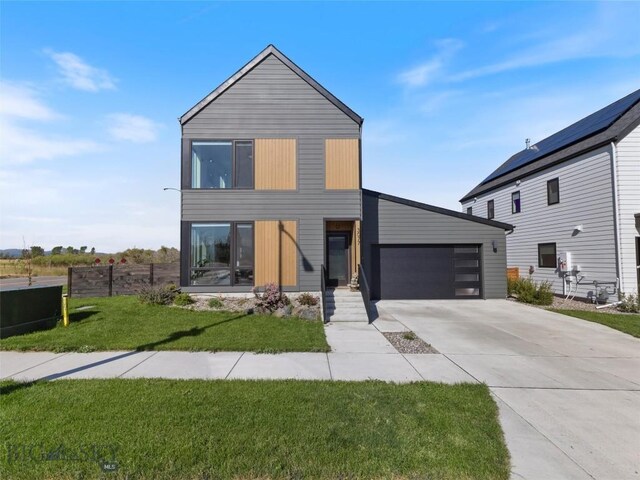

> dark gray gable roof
[460,88,640,203]
[363,189,514,231]
[179,44,363,126]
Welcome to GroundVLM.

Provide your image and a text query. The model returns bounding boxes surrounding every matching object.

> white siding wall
[615,124,640,295]
[462,145,618,300]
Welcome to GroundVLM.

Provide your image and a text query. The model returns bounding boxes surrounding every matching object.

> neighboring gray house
[461,90,640,301]
[178,45,512,306]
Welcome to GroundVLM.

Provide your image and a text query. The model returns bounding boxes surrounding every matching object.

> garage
[361,189,513,301]
[371,244,482,299]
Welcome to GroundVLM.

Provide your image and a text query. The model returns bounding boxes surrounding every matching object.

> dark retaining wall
[0,286,62,338]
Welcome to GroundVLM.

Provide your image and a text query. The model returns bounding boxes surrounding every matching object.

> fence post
[67,267,73,298]
[150,263,154,287]
[108,265,113,297]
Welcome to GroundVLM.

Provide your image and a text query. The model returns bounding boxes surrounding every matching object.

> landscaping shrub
[508,277,554,306]
[402,331,417,341]
[138,284,179,305]
[173,292,194,306]
[253,283,290,312]
[208,297,224,309]
[297,292,319,306]
[618,293,640,313]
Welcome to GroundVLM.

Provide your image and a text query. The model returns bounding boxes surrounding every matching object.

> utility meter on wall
[558,252,572,272]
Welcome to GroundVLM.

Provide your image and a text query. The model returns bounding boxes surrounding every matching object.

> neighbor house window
[467,207,473,215]
[538,243,557,268]
[511,191,521,214]
[190,223,254,285]
[487,200,495,219]
[547,178,559,205]
[191,140,253,189]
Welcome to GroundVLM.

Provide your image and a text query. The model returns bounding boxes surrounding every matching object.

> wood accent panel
[254,220,297,287]
[255,139,297,190]
[507,267,519,281]
[325,139,359,190]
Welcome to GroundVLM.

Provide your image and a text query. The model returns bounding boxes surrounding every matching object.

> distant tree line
[18,246,179,266]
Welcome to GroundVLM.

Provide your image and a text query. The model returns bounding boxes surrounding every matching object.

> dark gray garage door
[371,244,482,300]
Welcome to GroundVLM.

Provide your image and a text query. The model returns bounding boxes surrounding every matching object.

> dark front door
[326,233,350,287]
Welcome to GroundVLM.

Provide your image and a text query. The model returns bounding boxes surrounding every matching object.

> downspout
[610,141,623,297]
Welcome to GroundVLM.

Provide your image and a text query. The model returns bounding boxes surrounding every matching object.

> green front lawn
[0,379,510,479]
[551,309,640,338]
[0,296,329,353]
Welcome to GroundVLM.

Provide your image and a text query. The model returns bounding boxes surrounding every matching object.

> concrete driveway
[375,299,640,480]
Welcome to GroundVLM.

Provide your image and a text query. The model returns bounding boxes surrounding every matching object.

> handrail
[358,264,376,323]
[320,264,327,323]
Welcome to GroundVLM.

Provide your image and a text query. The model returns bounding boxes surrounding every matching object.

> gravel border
[508,296,625,314]
[383,332,439,354]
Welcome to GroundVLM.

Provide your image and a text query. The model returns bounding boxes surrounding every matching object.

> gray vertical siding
[461,145,618,300]
[181,53,361,292]
[362,193,508,299]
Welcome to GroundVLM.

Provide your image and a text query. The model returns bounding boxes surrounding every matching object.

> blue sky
[1,1,639,251]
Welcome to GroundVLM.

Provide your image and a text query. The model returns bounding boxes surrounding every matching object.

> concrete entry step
[326,289,368,323]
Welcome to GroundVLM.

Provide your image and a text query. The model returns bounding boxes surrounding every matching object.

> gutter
[610,141,623,296]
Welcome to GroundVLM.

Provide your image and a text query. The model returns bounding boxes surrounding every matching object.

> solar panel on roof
[481,88,640,185]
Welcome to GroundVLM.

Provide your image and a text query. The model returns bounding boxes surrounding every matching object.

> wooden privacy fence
[68,263,180,298]
[507,267,520,281]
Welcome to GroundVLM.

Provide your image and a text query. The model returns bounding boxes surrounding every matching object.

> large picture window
[538,243,557,268]
[191,140,253,189]
[190,223,254,285]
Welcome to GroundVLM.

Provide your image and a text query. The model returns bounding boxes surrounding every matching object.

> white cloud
[0,120,101,165]
[397,39,464,87]
[0,169,180,251]
[0,81,60,121]
[0,80,102,165]
[107,113,162,143]
[44,49,117,92]
[451,3,640,82]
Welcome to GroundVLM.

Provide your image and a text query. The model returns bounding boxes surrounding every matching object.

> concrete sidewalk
[0,348,475,384]
[0,321,475,384]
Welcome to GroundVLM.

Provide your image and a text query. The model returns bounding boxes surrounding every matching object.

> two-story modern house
[178,45,513,306]
[461,89,640,301]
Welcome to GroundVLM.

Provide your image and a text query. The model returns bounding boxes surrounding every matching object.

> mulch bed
[383,332,439,354]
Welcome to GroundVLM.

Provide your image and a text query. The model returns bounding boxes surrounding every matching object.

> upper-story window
[547,178,559,205]
[487,200,494,219]
[191,140,254,189]
[511,191,521,214]
[466,206,473,215]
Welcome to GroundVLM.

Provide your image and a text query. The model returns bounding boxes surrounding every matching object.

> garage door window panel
[456,288,480,296]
